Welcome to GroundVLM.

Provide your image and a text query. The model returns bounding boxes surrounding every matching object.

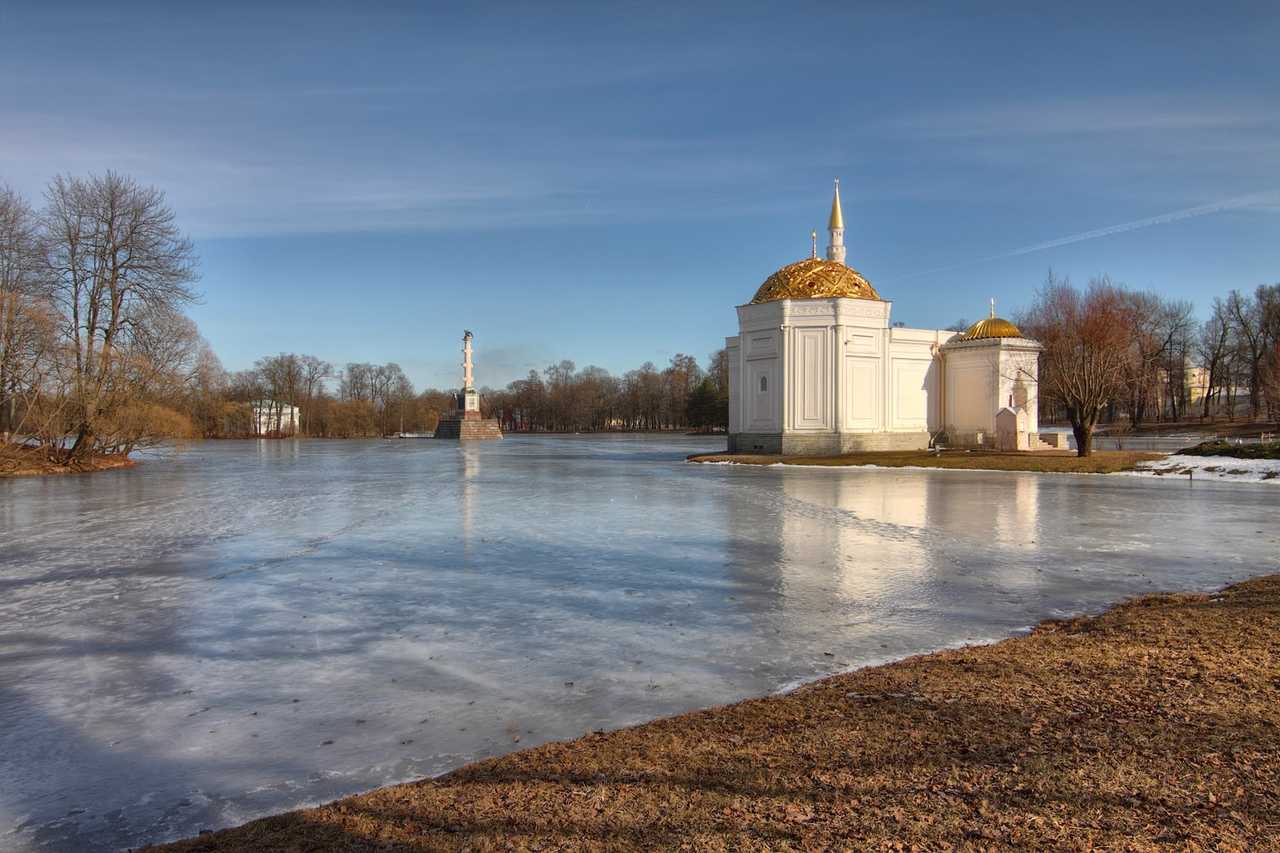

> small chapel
[725,181,1049,455]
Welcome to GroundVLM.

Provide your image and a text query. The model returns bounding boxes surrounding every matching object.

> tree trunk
[67,425,94,463]
[1069,409,1095,457]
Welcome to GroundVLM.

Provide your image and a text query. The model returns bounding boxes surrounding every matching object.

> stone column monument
[460,330,481,418]
[434,330,503,440]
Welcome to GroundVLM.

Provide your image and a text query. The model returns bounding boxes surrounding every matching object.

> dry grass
[1097,420,1278,439]
[0,444,134,477]
[1176,440,1280,460]
[149,575,1280,852]
[688,448,1163,474]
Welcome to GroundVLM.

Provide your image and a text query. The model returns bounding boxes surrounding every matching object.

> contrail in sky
[886,189,1280,283]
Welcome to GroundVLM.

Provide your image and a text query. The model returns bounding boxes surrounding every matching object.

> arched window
[759,376,768,393]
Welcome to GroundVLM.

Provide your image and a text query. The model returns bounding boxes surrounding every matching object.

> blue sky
[2,2,1277,389]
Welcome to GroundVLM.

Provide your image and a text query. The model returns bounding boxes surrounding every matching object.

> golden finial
[828,178,844,230]
[990,297,996,319]
[810,230,818,259]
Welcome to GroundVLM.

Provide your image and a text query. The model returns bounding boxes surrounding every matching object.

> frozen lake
[2,435,1277,852]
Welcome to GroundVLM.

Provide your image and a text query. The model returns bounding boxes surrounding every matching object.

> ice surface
[1,436,1278,851]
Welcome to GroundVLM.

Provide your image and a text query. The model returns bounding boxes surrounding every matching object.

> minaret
[826,178,846,266]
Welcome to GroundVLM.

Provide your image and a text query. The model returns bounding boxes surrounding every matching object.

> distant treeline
[0,172,731,460]
[1013,274,1280,435]
[187,352,731,438]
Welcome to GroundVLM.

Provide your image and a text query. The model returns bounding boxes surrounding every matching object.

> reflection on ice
[1,435,1277,852]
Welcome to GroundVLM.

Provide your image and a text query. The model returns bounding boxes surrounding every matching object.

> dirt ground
[0,445,134,477]
[148,574,1280,852]
[687,448,1163,474]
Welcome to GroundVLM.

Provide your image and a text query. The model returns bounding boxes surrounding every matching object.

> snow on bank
[1128,454,1280,484]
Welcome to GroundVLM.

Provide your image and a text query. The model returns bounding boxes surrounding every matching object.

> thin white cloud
[876,94,1272,139]
[887,190,1280,283]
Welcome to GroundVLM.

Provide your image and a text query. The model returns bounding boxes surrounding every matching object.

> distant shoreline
[687,448,1162,474]
[202,429,724,440]
[0,447,136,478]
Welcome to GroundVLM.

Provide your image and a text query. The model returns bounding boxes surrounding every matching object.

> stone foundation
[944,430,988,449]
[434,415,503,441]
[940,430,1062,451]
[728,431,930,455]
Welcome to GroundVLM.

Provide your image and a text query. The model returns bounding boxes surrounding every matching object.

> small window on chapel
[759,376,768,393]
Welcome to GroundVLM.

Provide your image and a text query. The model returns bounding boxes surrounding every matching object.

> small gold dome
[751,258,880,304]
[955,316,1024,341]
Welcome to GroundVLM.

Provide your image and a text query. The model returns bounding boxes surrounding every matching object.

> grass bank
[150,574,1280,852]
[0,445,134,477]
[688,448,1163,474]
[1176,439,1280,460]
[1095,419,1278,439]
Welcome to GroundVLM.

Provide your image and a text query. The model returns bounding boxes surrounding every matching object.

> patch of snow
[1127,454,1280,484]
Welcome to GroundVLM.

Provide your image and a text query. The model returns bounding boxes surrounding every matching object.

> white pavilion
[725,181,1046,455]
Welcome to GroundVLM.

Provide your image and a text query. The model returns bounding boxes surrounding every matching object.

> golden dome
[955,316,1024,341]
[750,258,880,304]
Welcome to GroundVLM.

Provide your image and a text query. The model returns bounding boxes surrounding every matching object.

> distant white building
[250,400,299,436]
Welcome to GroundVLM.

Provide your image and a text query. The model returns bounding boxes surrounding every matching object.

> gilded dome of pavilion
[750,258,880,304]
[954,316,1024,342]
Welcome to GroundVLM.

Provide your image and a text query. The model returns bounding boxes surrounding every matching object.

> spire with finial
[810,230,817,259]
[990,297,996,319]
[826,178,846,265]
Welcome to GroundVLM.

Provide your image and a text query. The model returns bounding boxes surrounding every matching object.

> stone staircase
[1032,433,1067,451]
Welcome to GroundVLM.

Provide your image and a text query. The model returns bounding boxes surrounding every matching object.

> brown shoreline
[148,574,1279,852]
[688,448,1163,474]
[0,448,136,478]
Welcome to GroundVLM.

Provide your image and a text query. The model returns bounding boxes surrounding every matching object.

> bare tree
[663,353,702,429]
[256,353,304,434]
[0,184,48,441]
[1017,274,1131,457]
[43,172,198,460]
[339,362,375,402]
[1255,285,1280,421]
[184,343,229,437]
[297,354,331,436]
[1225,288,1267,419]
[1197,299,1233,419]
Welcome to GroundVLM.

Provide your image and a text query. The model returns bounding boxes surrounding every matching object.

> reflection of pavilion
[991,475,1041,548]
[727,470,1045,625]
[776,472,933,604]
